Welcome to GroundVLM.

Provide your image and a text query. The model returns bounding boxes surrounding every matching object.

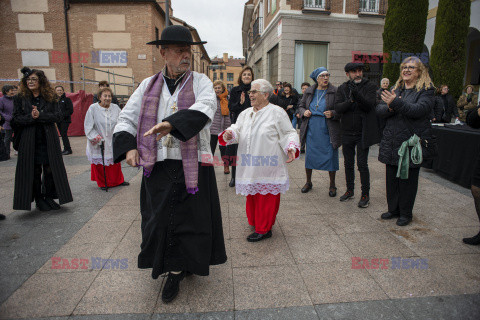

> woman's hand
[126,149,140,167]
[32,106,39,119]
[323,110,333,118]
[286,148,296,163]
[381,89,396,106]
[240,92,245,105]
[286,105,293,110]
[91,135,103,145]
[304,110,312,118]
[223,130,233,141]
[144,121,173,141]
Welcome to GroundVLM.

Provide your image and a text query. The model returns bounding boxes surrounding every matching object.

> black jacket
[12,95,73,210]
[432,95,444,122]
[270,93,299,117]
[466,106,480,129]
[57,93,74,123]
[228,85,251,124]
[335,78,380,148]
[377,87,435,168]
[440,93,458,122]
[297,83,342,149]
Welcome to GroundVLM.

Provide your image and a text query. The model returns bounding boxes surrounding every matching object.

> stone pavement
[0,136,479,320]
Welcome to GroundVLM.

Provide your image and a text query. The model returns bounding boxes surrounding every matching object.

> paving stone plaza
[0,136,479,320]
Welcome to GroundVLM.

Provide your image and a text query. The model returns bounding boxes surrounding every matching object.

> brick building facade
[0,0,210,98]
[209,53,245,92]
[242,0,388,90]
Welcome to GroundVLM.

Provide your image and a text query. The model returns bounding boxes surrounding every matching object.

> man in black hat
[334,62,380,208]
[113,25,227,303]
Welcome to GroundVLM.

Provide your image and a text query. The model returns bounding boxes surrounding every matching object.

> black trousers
[342,134,370,195]
[385,164,420,218]
[58,122,71,151]
[33,164,55,200]
[210,135,227,163]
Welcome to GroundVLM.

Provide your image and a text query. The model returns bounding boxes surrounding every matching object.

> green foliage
[382,0,429,83]
[430,0,470,98]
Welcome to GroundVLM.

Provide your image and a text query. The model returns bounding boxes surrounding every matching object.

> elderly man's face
[248,83,268,108]
[347,69,363,84]
[161,44,192,76]
[381,80,389,89]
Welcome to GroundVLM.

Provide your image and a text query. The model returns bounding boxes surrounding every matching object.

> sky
[171,0,245,59]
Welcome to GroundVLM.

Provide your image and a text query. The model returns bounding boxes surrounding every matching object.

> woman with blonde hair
[210,80,231,174]
[12,68,72,211]
[377,56,435,226]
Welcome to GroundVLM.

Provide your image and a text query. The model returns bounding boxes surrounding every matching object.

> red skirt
[90,163,125,188]
[246,193,281,234]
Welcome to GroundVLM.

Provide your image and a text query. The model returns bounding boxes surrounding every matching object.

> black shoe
[300,149,305,154]
[396,216,412,226]
[35,198,51,212]
[100,186,108,191]
[161,271,185,303]
[329,187,337,197]
[339,190,354,202]
[0,214,5,220]
[463,232,480,245]
[381,212,399,220]
[247,230,272,242]
[229,177,235,187]
[121,181,130,186]
[301,182,312,193]
[62,150,72,155]
[44,197,61,210]
[358,194,369,208]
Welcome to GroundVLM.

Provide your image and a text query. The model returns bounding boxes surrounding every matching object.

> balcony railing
[303,0,331,11]
[358,0,387,15]
[253,17,263,43]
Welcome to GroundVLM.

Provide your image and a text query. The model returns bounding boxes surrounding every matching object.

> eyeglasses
[26,78,39,83]
[247,90,261,95]
[402,66,417,71]
[318,73,330,78]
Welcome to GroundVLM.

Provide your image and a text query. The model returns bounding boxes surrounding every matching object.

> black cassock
[12,96,73,210]
[113,109,227,279]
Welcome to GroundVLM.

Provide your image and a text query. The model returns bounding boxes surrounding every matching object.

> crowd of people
[1,24,479,304]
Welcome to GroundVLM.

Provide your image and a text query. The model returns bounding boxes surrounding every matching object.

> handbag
[402,115,438,160]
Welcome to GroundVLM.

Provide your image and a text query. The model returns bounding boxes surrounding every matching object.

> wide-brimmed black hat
[147,25,207,46]
[344,62,364,72]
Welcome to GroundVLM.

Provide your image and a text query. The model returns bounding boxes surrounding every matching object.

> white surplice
[113,72,216,162]
[222,104,300,196]
[84,103,121,166]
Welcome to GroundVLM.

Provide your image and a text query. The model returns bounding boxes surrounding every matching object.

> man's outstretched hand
[144,121,173,141]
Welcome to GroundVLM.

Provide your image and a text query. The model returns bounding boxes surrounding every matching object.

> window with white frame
[304,0,325,9]
[359,0,380,13]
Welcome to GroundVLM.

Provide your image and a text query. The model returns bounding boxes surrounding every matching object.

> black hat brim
[146,40,207,46]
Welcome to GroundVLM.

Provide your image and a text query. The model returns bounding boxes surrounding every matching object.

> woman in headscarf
[210,80,231,174]
[227,66,254,187]
[298,67,341,196]
[12,67,72,211]
[85,87,129,190]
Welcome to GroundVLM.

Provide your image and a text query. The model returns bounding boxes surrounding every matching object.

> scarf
[217,90,229,116]
[397,134,422,179]
[137,70,199,194]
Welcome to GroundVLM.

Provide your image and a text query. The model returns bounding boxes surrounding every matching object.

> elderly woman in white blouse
[84,87,129,190]
[219,79,300,242]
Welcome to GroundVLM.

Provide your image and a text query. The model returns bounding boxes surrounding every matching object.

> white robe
[84,103,121,166]
[113,72,216,162]
[222,104,300,196]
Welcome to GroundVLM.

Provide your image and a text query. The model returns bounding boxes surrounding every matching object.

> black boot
[35,197,51,212]
[45,197,61,210]
[0,214,5,220]
[229,166,236,187]
[463,232,480,245]
[396,216,412,226]
[161,271,185,303]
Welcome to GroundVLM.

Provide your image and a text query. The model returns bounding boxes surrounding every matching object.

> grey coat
[298,83,341,149]
[210,97,231,136]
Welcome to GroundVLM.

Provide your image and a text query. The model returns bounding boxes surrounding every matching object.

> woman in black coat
[377,57,435,226]
[439,85,459,123]
[227,66,254,187]
[12,68,72,211]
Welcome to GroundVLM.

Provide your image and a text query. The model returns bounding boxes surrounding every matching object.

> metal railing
[80,63,137,97]
[358,0,387,15]
[253,17,263,43]
[303,0,330,10]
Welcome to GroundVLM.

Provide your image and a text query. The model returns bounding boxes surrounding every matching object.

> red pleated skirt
[90,163,125,188]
